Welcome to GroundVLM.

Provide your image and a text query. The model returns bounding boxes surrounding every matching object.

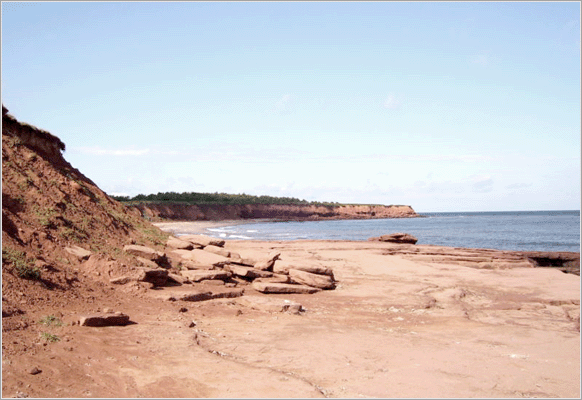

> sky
[1,1,580,213]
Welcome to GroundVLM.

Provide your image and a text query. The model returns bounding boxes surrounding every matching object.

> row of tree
[111,191,342,206]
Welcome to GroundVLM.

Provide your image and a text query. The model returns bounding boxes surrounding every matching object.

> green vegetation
[40,332,60,343]
[39,315,63,327]
[2,247,41,280]
[112,191,343,206]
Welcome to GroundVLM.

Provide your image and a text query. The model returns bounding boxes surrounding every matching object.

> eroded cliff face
[129,203,420,222]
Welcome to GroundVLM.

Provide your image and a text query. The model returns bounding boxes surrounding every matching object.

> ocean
[202,210,580,253]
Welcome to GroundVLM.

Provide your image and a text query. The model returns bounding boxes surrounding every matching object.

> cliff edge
[129,203,420,222]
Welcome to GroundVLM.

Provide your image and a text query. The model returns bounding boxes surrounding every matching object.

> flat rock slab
[238,295,302,313]
[252,281,321,294]
[162,287,244,302]
[79,313,130,327]
[289,268,336,290]
[166,237,195,250]
[273,260,334,277]
[203,245,231,258]
[136,267,168,286]
[181,269,232,282]
[225,264,273,279]
[179,249,230,267]
[180,234,225,248]
[65,246,92,261]
[254,251,281,271]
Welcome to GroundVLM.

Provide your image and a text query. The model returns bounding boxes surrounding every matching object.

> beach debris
[368,232,418,244]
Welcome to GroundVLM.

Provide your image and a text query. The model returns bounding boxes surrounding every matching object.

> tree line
[111,191,342,206]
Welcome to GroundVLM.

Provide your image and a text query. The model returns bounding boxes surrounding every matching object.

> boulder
[368,233,418,244]
[273,260,334,277]
[288,269,336,290]
[181,269,232,282]
[180,234,225,248]
[254,251,281,271]
[166,237,195,250]
[65,246,92,261]
[252,281,321,294]
[225,264,273,279]
[79,312,130,327]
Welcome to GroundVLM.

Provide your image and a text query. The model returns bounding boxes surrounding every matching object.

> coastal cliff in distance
[128,203,420,222]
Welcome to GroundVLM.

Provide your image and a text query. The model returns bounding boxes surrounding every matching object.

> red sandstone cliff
[129,203,420,222]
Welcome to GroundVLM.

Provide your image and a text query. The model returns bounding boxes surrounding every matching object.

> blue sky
[2,1,580,212]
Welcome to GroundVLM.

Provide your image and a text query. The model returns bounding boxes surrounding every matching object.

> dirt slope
[2,107,170,351]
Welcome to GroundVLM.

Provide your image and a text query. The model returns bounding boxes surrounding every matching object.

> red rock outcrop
[129,203,419,222]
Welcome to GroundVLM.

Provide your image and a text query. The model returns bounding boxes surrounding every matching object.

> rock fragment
[252,281,321,294]
[79,313,130,327]
[64,246,92,261]
[288,269,336,290]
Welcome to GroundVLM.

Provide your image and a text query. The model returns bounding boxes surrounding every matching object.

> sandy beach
[3,232,579,398]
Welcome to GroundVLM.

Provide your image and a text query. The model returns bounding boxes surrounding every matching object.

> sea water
[203,210,580,253]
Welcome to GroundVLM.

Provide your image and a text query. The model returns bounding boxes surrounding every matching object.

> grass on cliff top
[111,191,395,207]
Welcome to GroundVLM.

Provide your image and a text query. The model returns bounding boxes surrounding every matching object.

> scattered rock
[109,276,131,285]
[64,245,92,261]
[135,256,159,269]
[253,273,290,284]
[225,264,273,279]
[79,313,130,327]
[181,269,232,282]
[166,236,194,250]
[288,268,336,290]
[178,249,230,268]
[203,245,231,258]
[368,233,418,244]
[254,251,281,271]
[167,273,190,285]
[180,234,225,248]
[123,244,168,266]
[252,281,321,294]
[273,260,334,277]
[28,367,42,375]
[238,295,303,314]
[136,267,168,286]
